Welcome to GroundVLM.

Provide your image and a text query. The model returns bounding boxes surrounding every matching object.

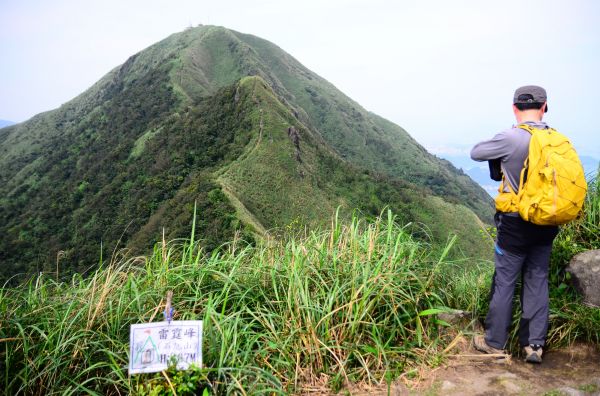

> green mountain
[0,26,493,282]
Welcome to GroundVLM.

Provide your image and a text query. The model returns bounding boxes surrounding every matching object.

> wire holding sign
[129,320,203,374]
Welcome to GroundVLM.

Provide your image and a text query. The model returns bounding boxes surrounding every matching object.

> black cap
[514,85,548,112]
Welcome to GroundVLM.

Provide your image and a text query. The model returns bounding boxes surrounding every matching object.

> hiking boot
[523,344,543,364]
[473,335,506,355]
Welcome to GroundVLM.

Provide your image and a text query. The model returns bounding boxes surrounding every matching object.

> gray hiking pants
[484,212,558,349]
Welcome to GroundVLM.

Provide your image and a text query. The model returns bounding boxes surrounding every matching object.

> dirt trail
[345,343,600,396]
[411,343,600,395]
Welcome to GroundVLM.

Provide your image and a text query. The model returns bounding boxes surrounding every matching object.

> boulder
[566,249,600,307]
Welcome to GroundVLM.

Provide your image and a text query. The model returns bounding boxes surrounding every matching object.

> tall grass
[1,211,454,395]
[545,168,600,347]
[552,166,600,259]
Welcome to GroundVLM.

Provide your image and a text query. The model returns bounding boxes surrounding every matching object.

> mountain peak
[0,27,493,282]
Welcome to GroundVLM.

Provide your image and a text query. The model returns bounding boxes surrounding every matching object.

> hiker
[469,85,559,364]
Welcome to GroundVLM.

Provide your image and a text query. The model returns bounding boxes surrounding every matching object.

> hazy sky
[1,0,599,156]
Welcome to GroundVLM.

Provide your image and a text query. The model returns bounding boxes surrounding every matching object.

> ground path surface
[412,343,600,395]
[344,343,600,396]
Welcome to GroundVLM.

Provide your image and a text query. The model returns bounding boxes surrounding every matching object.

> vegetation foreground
[1,172,599,395]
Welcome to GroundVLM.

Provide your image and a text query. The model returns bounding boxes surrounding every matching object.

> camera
[488,158,502,181]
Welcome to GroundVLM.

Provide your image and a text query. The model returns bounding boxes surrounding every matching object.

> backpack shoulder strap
[517,123,557,135]
[513,123,540,192]
[517,123,535,134]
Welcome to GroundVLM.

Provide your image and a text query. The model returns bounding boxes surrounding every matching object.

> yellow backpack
[495,124,587,225]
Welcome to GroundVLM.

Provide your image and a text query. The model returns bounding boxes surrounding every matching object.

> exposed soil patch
[416,343,600,395]
[342,343,600,395]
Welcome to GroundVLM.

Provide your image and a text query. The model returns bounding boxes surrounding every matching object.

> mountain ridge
[0,25,494,282]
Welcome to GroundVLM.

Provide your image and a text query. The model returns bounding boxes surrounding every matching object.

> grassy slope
[0,62,242,279]
[213,76,493,258]
[215,77,337,231]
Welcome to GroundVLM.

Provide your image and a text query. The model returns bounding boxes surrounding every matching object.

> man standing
[470,85,559,363]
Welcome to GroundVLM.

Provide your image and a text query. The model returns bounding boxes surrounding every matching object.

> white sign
[129,320,203,374]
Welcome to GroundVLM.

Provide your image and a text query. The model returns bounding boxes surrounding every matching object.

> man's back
[470,121,550,193]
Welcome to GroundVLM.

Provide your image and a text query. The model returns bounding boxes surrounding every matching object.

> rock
[441,380,456,391]
[555,387,584,396]
[287,126,302,163]
[566,250,600,307]
[438,309,472,324]
[437,309,483,332]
